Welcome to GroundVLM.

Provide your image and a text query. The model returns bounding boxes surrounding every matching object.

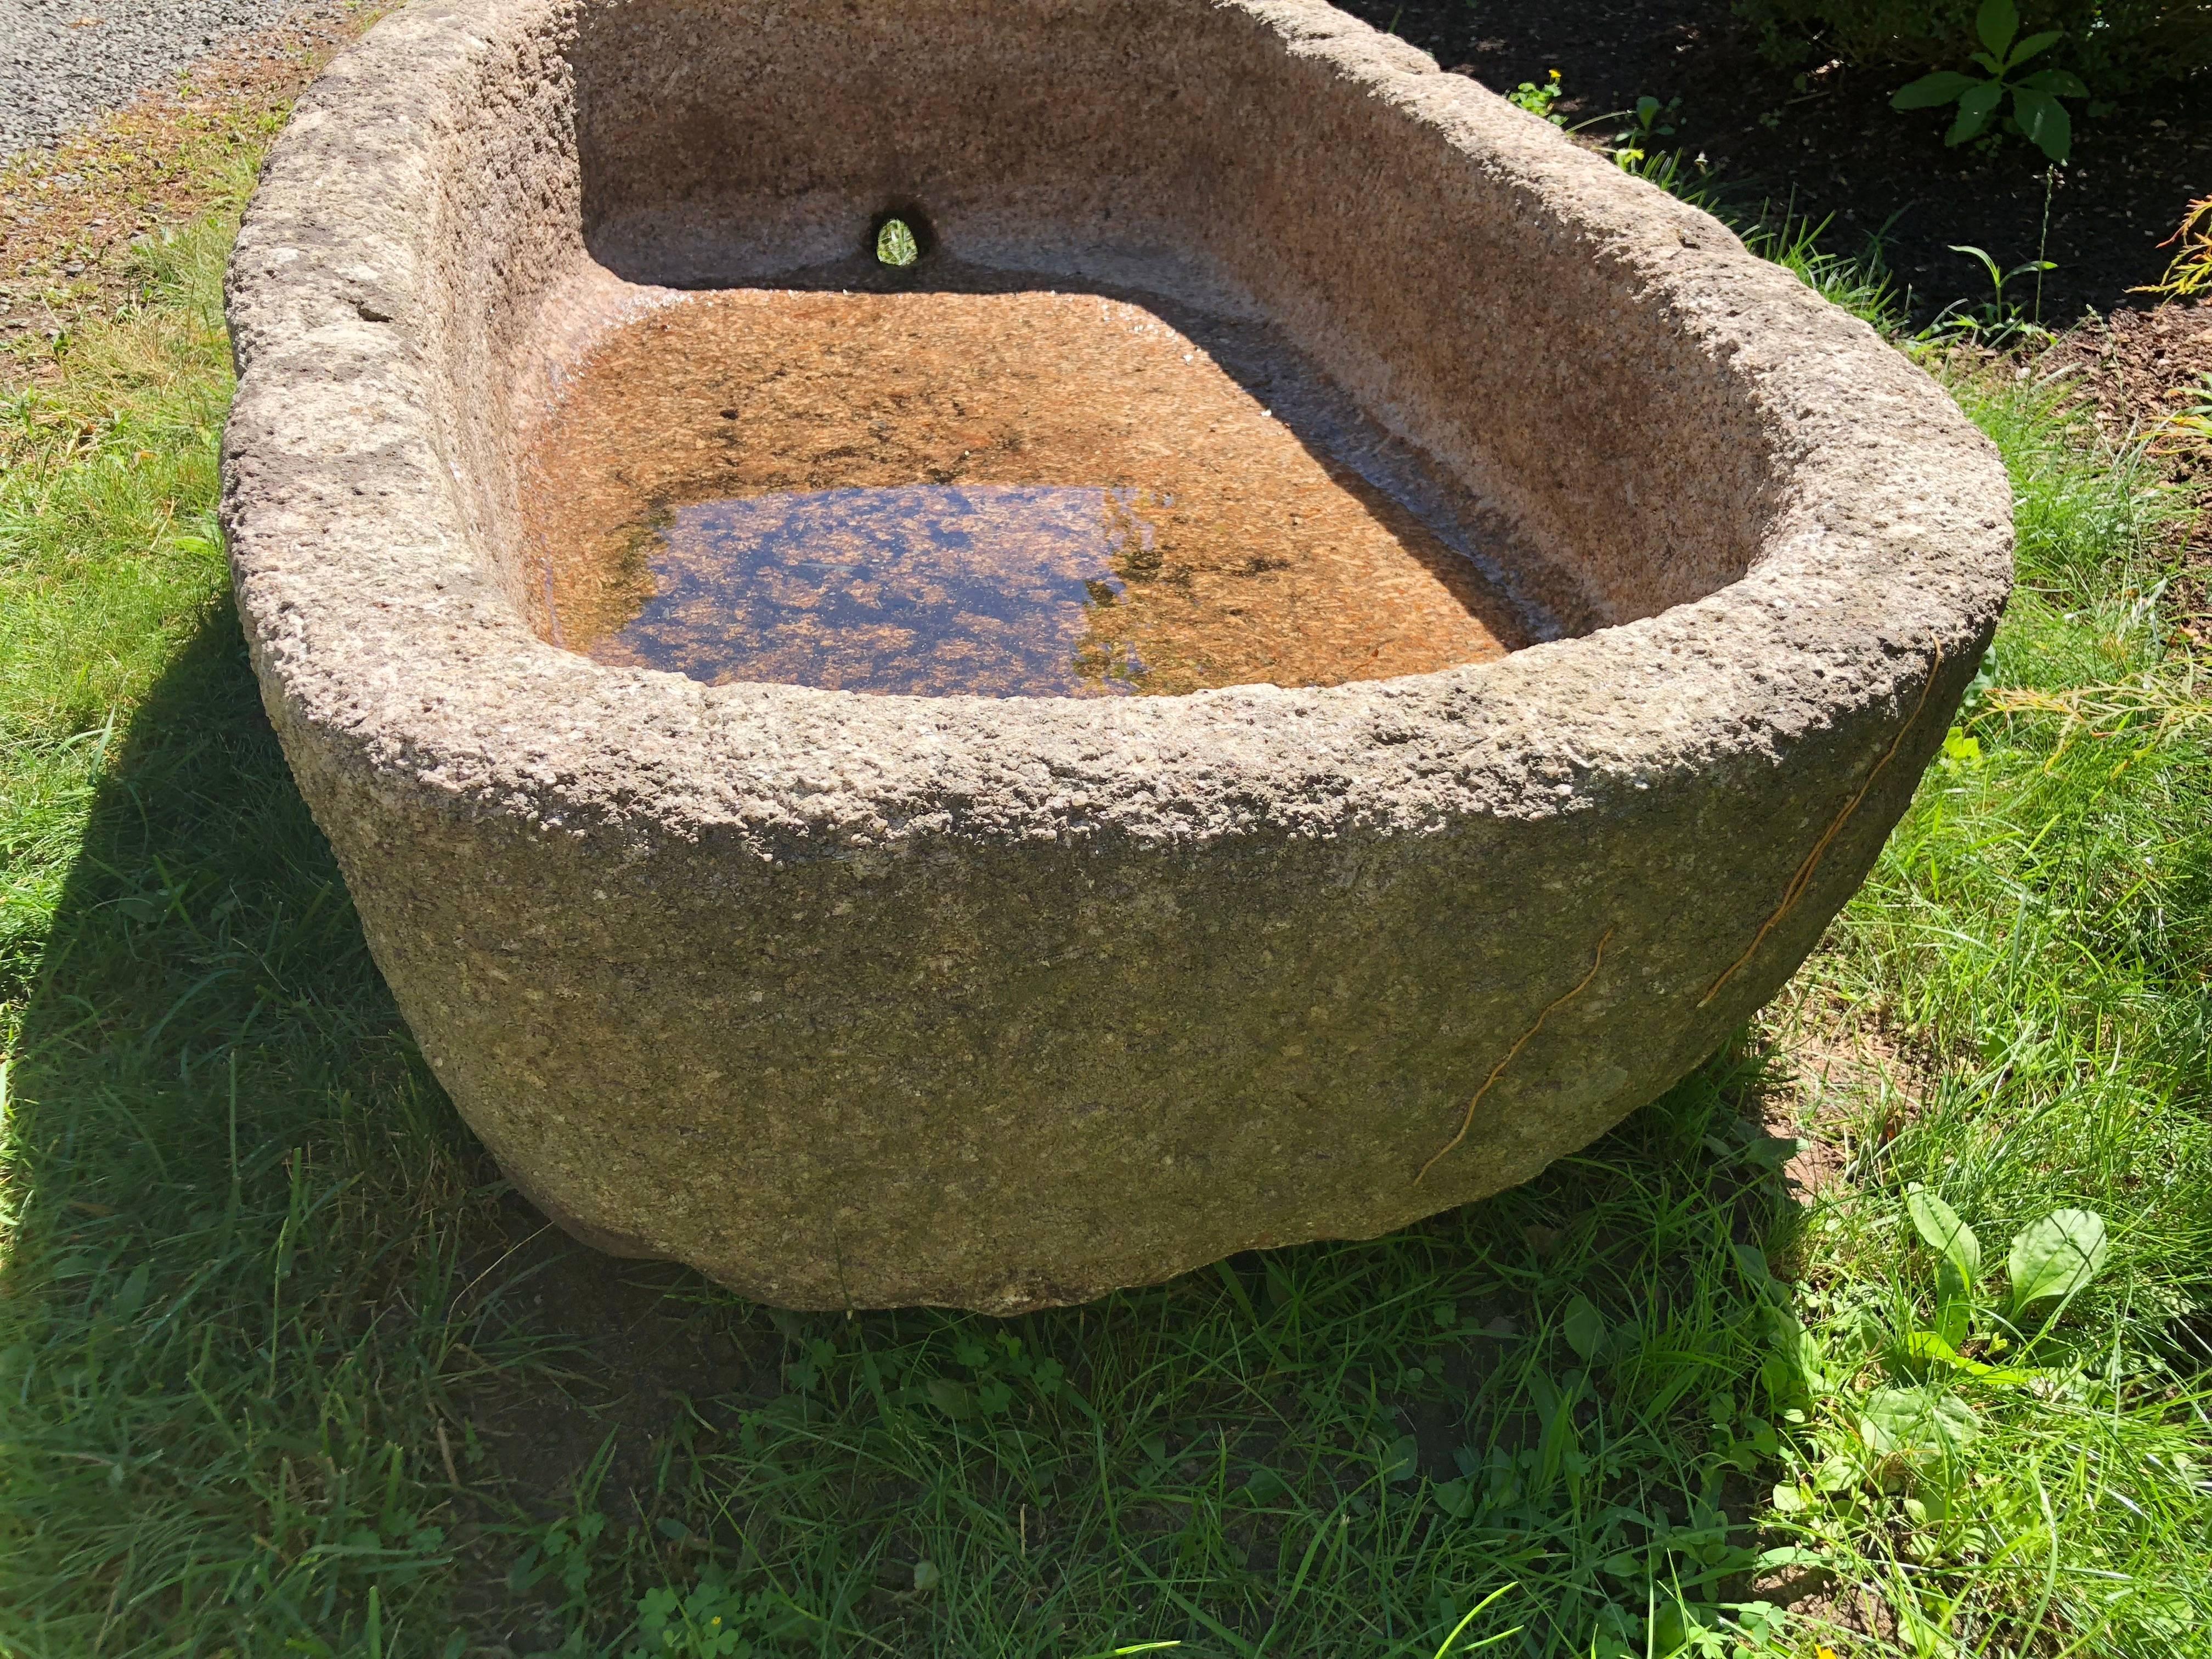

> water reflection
[595,483,1158,697]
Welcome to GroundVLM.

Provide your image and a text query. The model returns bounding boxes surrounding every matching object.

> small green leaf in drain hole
[876,218,919,268]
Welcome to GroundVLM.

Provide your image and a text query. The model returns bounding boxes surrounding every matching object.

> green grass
[1,187,2207,1659]
[1756,371,2212,1656]
[2,208,511,1652]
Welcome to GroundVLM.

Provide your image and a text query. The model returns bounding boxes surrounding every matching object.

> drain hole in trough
[870,206,930,269]
[876,219,918,268]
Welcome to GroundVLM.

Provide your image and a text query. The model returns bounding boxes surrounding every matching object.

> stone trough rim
[219,0,2014,859]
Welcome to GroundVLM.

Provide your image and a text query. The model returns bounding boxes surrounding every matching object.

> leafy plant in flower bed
[1504,67,1567,124]
[1890,0,2086,161]
[1922,241,2058,348]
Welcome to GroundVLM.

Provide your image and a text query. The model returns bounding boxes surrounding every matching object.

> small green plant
[1891,0,2085,161]
[1608,94,1681,169]
[1857,1196,2113,1485]
[1903,1190,2110,1343]
[1937,726,1985,771]
[1920,242,2056,348]
[923,1328,1068,1419]
[1506,69,1565,125]
[1769,1196,2112,1532]
[508,1508,608,1635]
[506,1435,618,1646]
[626,1565,814,1658]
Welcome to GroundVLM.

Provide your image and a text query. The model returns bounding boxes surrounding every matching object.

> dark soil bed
[1335,0,2210,327]
[2044,297,2212,464]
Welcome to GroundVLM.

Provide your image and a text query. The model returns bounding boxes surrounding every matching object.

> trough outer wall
[270,659,1977,1313]
[221,0,2015,1311]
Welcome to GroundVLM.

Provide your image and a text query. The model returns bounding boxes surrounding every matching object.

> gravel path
[0,0,311,156]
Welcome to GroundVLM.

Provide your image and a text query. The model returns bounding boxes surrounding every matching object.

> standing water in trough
[520,279,1537,696]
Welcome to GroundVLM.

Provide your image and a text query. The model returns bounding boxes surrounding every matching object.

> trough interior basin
[520,279,1534,698]
[473,0,1778,692]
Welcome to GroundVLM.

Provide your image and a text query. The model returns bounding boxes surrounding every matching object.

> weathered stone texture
[221,0,2012,1310]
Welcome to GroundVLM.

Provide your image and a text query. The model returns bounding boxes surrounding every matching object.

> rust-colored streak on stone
[520,286,1523,697]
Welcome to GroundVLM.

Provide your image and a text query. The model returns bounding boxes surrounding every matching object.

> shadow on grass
[1,598,1811,1658]
[0,596,749,1651]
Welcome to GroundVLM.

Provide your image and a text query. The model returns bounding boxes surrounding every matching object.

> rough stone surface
[221,0,2013,1311]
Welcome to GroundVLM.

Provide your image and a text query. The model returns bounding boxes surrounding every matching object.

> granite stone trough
[220,0,2013,1311]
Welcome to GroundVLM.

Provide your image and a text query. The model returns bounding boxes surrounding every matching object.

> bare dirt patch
[1758,989,1939,1205]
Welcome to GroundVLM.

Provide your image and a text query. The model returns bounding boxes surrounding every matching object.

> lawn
[2,118,2208,1659]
